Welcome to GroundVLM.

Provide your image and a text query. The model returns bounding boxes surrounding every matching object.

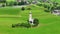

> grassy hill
[6,0,60,2]
[0,5,60,34]
[0,7,20,15]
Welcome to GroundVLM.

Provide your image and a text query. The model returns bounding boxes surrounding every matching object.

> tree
[37,3,42,6]
[18,2,21,5]
[44,9,50,12]
[20,0,25,5]
[2,4,5,7]
[0,0,6,3]
[27,8,31,10]
[14,2,17,6]
[8,1,14,6]
[12,24,16,28]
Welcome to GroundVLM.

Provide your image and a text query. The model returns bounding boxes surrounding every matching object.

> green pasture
[0,7,20,15]
[0,5,60,34]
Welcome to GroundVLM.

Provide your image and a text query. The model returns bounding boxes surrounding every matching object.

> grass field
[0,5,60,34]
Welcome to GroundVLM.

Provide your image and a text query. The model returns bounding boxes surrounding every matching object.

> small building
[52,10,60,16]
[52,6,60,16]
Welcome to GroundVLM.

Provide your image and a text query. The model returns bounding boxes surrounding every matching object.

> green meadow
[0,4,60,34]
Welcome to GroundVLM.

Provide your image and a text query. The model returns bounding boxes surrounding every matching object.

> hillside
[0,4,60,34]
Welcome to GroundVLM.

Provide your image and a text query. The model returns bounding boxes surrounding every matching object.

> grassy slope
[0,5,60,34]
[6,0,60,2]
[0,7,20,15]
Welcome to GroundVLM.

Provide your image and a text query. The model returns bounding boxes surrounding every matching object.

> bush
[12,23,31,28]
[12,24,16,28]
[33,18,39,26]
[2,4,5,7]
[18,2,21,5]
[20,23,31,28]
[55,6,60,9]
[27,8,31,10]
[44,10,50,12]
[51,7,55,11]
[7,2,14,6]
[37,3,42,6]
[20,1,25,5]
[53,2,58,7]
[14,2,17,6]
[43,4,48,8]
[18,1,25,5]
[43,4,50,9]
[21,7,25,11]
[0,0,6,3]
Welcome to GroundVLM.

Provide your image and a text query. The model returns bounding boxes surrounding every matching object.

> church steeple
[29,11,32,22]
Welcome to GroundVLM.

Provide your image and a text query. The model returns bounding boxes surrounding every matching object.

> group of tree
[6,1,28,6]
[0,0,30,7]
[0,0,6,3]
[21,7,31,11]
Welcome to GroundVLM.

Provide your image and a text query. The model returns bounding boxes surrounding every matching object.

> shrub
[37,3,42,6]
[18,2,21,5]
[43,4,48,8]
[21,7,25,11]
[12,23,31,28]
[12,24,16,28]
[6,2,10,6]
[20,23,31,28]
[20,1,25,5]
[2,4,5,7]
[43,4,50,9]
[15,23,21,27]
[44,10,50,12]
[55,6,60,9]
[14,2,17,6]
[53,2,58,7]
[33,18,39,26]
[51,7,55,11]
[18,0,26,5]
[8,2,14,6]
[0,0,6,3]
[27,8,31,10]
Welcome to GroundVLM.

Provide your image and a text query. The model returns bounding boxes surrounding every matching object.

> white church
[29,11,34,25]
[28,11,39,26]
[52,10,60,16]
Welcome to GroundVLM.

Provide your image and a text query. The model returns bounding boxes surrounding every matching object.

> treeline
[0,0,30,7]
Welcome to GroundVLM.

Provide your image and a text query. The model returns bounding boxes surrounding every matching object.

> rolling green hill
[0,4,60,34]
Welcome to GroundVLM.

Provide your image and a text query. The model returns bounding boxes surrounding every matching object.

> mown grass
[0,7,20,15]
[0,5,60,34]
